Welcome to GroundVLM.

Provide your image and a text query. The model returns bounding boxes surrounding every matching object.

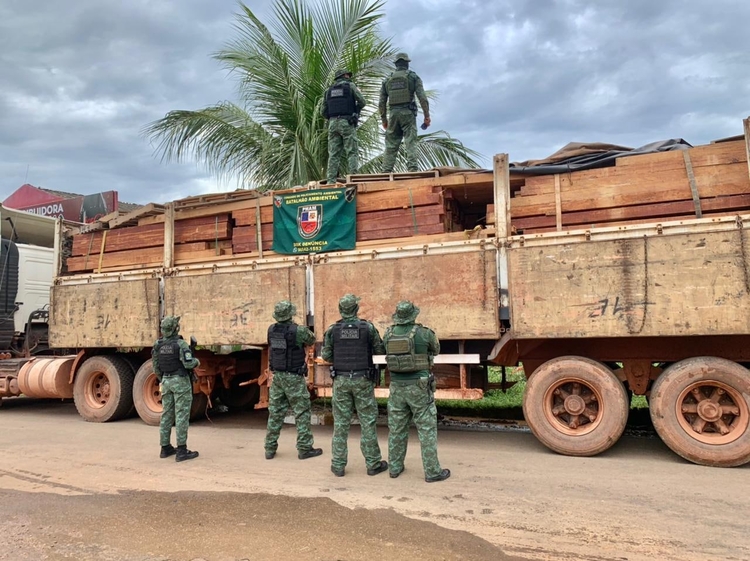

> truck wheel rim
[676,381,748,445]
[543,377,603,436]
[144,374,163,412]
[85,372,111,409]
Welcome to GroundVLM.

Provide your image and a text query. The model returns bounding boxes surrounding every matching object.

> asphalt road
[0,398,749,561]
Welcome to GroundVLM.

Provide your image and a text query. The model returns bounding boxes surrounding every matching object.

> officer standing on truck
[152,316,200,462]
[264,301,323,460]
[322,294,388,477]
[379,53,431,173]
[383,301,450,482]
[322,69,367,185]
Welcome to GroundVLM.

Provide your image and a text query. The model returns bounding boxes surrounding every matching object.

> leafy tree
[144,0,482,190]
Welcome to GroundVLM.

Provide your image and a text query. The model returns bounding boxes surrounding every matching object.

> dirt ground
[1,399,749,561]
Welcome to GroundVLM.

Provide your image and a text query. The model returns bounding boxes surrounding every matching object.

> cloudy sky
[1,0,748,205]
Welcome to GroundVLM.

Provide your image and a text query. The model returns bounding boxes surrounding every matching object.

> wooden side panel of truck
[50,279,160,347]
[508,225,750,339]
[313,245,500,340]
[164,265,307,346]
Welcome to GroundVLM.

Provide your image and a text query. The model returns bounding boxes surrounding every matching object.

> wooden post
[255,196,264,259]
[493,154,511,320]
[493,154,511,239]
[53,217,64,277]
[682,151,702,218]
[163,203,175,268]
[458,340,467,390]
[744,117,750,184]
[554,174,563,231]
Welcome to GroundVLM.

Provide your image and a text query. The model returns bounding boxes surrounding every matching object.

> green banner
[272,187,357,254]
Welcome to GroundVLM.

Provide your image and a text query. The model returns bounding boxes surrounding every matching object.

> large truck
[2,118,749,468]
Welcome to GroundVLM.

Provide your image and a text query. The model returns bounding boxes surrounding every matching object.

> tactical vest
[155,337,188,376]
[268,323,306,373]
[386,69,413,106]
[384,324,431,373]
[331,320,372,372]
[326,82,356,118]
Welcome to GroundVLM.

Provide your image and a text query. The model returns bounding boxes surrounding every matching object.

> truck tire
[133,361,208,425]
[73,355,135,423]
[650,357,750,467]
[116,353,144,418]
[190,392,209,421]
[523,356,629,457]
[133,361,162,426]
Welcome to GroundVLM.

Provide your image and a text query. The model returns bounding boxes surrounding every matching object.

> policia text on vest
[329,320,380,385]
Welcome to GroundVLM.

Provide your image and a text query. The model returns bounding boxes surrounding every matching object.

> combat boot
[425,468,451,483]
[175,445,199,462]
[367,460,388,476]
[331,466,345,477]
[298,447,323,460]
[160,444,176,458]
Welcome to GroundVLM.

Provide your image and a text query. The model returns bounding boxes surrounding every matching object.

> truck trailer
[2,118,749,468]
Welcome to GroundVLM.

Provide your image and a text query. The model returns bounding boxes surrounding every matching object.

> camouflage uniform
[384,301,450,482]
[264,301,322,460]
[152,316,200,462]
[322,294,387,476]
[379,53,430,172]
[322,70,367,184]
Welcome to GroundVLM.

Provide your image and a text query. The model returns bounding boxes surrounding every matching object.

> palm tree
[144,0,482,190]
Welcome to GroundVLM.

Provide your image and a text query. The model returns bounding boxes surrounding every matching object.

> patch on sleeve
[184,351,193,361]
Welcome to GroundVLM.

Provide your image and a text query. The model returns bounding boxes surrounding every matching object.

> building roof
[37,187,141,213]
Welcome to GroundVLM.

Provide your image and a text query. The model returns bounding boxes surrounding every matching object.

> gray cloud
[1,0,748,205]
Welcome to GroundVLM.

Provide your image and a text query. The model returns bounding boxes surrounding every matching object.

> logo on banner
[274,196,283,208]
[297,205,322,239]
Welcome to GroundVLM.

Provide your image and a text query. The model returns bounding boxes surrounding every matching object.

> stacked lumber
[508,140,750,234]
[63,172,496,274]
[67,215,232,273]
[229,184,451,254]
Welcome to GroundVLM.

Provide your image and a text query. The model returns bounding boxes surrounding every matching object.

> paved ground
[1,398,749,561]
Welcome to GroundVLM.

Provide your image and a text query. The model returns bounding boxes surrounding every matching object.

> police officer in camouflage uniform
[383,301,450,482]
[322,69,367,184]
[152,316,200,462]
[379,53,430,173]
[264,301,323,460]
[322,294,388,477]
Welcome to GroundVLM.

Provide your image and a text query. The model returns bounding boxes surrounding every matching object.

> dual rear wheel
[523,355,750,467]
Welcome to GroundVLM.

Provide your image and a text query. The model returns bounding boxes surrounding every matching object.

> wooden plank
[67,242,211,272]
[108,203,163,228]
[71,214,231,256]
[554,174,562,231]
[508,229,750,338]
[510,162,749,217]
[164,203,175,268]
[164,266,307,346]
[234,205,274,227]
[49,279,160,347]
[357,186,442,213]
[493,154,510,239]
[513,193,750,231]
[313,248,500,340]
[745,117,750,184]
[357,222,445,241]
[682,151,702,218]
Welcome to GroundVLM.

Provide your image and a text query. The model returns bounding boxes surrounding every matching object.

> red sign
[5,187,119,223]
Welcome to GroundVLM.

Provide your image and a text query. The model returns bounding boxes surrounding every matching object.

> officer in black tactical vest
[322,294,388,477]
[322,69,367,185]
[152,316,200,462]
[379,53,431,173]
[264,301,323,460]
